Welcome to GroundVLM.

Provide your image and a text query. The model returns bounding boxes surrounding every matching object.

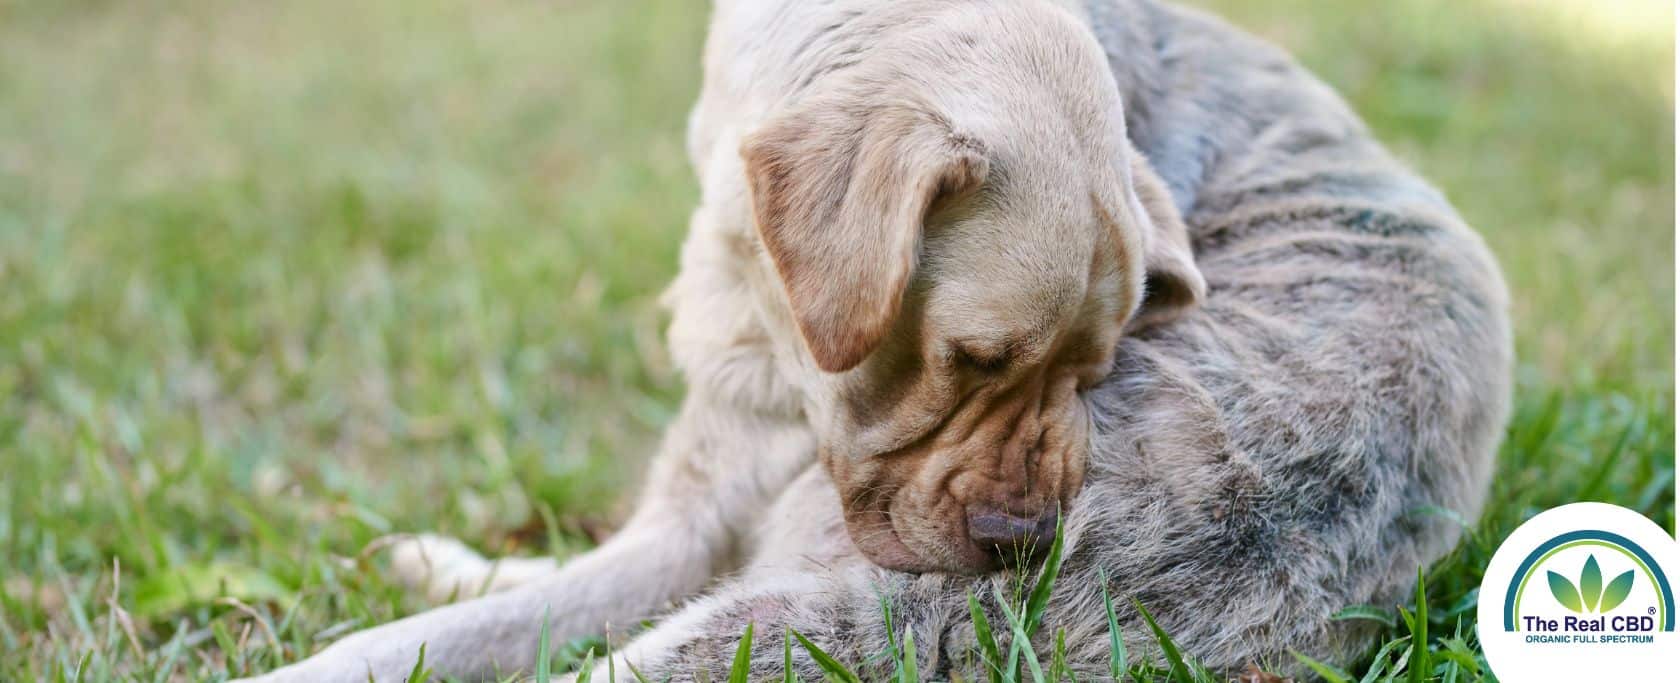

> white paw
[385,533,493,602]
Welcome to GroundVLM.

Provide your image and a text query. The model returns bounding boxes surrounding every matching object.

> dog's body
[244,1,1509,680]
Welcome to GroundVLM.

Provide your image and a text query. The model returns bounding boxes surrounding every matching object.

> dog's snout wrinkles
[965,505,1058,561]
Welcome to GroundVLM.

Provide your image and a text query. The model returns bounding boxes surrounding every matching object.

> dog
[242,0,1510,680]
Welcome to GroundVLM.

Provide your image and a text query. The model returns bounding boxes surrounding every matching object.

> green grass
[0,0,1671,680]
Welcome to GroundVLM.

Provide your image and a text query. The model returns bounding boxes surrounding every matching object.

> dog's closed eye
[951,341,1014,373]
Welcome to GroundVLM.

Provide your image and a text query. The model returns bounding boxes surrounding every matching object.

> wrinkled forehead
[917,191,1126,333]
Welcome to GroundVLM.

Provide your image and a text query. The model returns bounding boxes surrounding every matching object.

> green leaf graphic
[1581,555,1603,611]
[1548,571,1583,612]
[1600,570,1636,613]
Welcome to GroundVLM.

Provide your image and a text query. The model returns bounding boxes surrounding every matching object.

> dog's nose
[966,506,1058,561]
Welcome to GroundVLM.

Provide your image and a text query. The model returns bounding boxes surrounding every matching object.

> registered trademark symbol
[1649,606,1657,615]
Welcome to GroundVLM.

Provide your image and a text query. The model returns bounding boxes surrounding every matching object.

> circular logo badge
[1477,502,1680,679]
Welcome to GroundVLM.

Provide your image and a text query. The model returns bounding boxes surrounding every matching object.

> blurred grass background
[0,0,1671,679]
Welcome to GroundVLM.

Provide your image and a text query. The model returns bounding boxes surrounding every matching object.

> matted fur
[241,0,1510,680]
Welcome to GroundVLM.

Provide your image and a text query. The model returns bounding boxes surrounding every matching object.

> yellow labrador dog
[244,0,1509,680]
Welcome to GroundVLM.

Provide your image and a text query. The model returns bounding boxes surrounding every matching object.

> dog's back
[1051,0,1511,669]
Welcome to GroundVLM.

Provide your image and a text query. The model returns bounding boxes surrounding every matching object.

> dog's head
[739,5,1203,574]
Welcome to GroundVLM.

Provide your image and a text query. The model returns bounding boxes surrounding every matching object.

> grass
[0,0,1671,680]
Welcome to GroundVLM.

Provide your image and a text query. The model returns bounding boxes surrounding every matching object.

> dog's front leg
[552,560,961,683]
[239,397,814,683]
[551,468,947,683]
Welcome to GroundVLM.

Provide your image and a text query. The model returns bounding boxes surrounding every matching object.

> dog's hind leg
[552,554,1053,683]
[559,559,936,683]
[238,397,815,683]
[385,533,561,601]
[555,471,975,683]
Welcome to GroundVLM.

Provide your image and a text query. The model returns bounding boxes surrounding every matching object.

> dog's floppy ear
[1123,152,1206,331]
[740,97,988,372]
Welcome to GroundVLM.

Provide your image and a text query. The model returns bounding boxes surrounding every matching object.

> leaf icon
[1548,571,1583,612]
[1599,571,1636,613]
[1581,555,1603,611]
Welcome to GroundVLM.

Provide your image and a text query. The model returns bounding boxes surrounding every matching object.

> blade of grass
[1435,628,1480,677]
[880,594,901,678]
[1441,589,1480,620]
[405,643,432,683]
[1289,650,1351,683]
[728,623,754,683]
[1406,569,1430,683]
[1049,628,1068,683]
[534,605,552,681]
[790,628,860,683]
[1330,605,1396,627]
[575,648,595,683]
[1357,637,1408,683]
[1131,600,1190,683]
[1577,418,1637,501]
[968,592,1004,683]
[210,620,238,674]
[1098,568,1128,682]
[625,656,654,683]
[70,651,91,683]
[150,619,189,683]
[1022,513,1066,637]
[784,628,797,683]
[1512,391,1562,469]
[900,629,918,683]
[993,586,1045,683]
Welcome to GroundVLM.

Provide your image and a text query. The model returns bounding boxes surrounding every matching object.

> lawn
[0,0,1671,680]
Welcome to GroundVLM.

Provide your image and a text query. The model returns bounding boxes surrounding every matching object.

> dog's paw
[385,533,493,602]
